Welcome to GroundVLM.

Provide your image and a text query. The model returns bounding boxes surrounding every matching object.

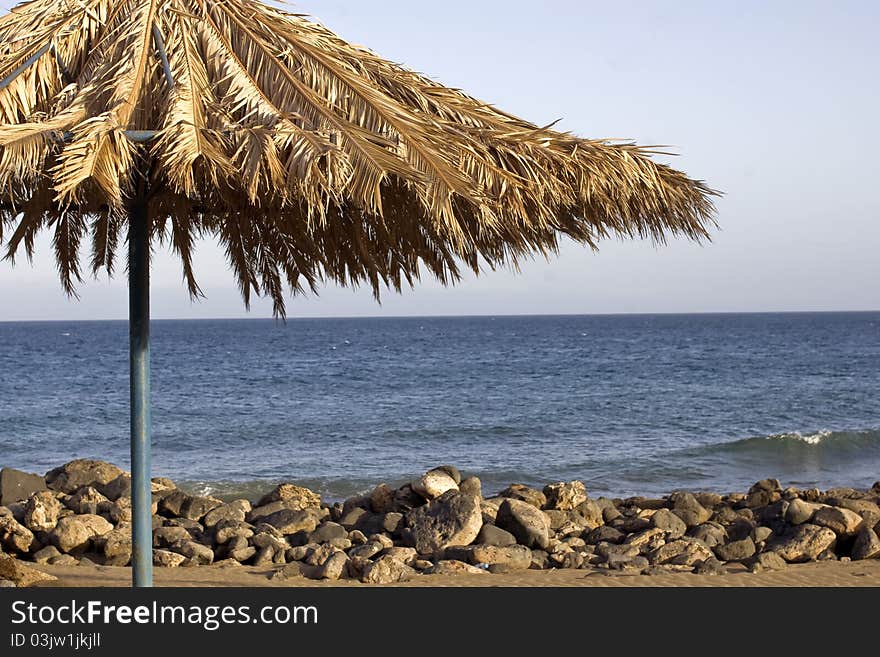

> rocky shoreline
[1,460,879,587]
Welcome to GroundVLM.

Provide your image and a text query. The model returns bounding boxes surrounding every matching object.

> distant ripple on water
[0,312,878,501]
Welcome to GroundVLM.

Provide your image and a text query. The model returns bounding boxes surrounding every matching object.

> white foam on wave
[769,430,833,445]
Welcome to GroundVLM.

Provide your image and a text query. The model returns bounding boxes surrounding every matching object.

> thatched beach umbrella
[0,0,717,586]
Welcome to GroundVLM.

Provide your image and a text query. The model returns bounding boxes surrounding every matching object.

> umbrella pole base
[129,199,153,588]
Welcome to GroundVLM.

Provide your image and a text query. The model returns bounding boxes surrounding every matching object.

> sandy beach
[32,559,880,588]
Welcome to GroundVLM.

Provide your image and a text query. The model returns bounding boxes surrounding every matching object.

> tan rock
[0,555,57,587]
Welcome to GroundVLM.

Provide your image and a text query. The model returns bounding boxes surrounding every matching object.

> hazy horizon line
[1,308,878,324]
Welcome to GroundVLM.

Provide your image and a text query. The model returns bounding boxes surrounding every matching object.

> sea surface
[1,313,878,502]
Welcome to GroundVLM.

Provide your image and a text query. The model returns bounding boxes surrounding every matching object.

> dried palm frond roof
[0,0,718,316]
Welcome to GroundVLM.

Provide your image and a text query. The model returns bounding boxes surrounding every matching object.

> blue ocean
[1,313,878,501]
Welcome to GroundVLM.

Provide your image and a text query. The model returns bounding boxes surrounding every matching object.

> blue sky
[1,0,878,319]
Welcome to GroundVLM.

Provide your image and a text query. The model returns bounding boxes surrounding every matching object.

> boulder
[50,514,113,553]
[310,522,347,544]
[260,509,318,536]
[156,490,190,517]
[812,506,863,536]
[178,495,223,522]
[785,498,822,525]
[832,499,880,527]
[66,486,110,515]
[669,492,711,527]
[348,542,383,560]
[498,484,547,509]
[412,470,459,500]
[97,474,131,501]
[203,500,251,528]
[650,509,687,538]
[45,460,124,495]
[771,524,837,563]
[694,557,726,576]
[649,539,713,566]
[543,481,588,511]
[851,527,880,561]
[359,555,415,584]
[318,551,349,580]
[153,525,192,549]
[100,527,132,565]
[585,526,625,545]
[688,523,728,548]
[153,550,187,568]
[383,547,418,565]
[0,555,57,587]
[444,544,532,570]
[369,484,395,514]
[23,491,63,532]
[32,545,62,564]
[429,560,488,576]
[257,484,321,510]
[476,524,517,547]
[749,551,788,572]
[338,507,367,530]
[0,468,47,505]
[174,540,214,565]
[0,516,35,553]
[459,477,482,499]
[108,497,132,524]
[714,537,756,562]
[495,499,550,549]
[575,500,604,528]
[434,465,462,485]
[624,528,666,551]
[406,491,482,555]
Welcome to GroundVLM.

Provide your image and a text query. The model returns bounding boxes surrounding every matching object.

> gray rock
[444,544,532,569]
[749,551,788,572]
[310,522,347,544]
[459,477,482,499]
[669,492,711,527]
[45,460,124,495]
[650,508,687,538]
[153,550,187,568]
[543,481,588,511]
[228,546,257,563]
[476,524,516,547]
[260,509,318,536]
[318,551,349,580]
[252,546,276,567]
[338,507,368,530]
[412,470,459,500]
[203,500,250,528]
[50,514,113,553]
[694,557,726,575]
[575,500,604,528]
[596,542,640,560]
[32,545,62,564]
[585,526,625,545]
[771,524,837,563]
[496,498,550,549]
[624,528,666,552]
[813,506,863,536]
[174,540,214,565]
[752,526,773,544]
[178,496,223,522]
[392,485,423,512]
[360,555,415,584]
[498,484,547,509]
[714,537,756,562]
[256,484,321,510]
[47,554,77,566]
[213,520,253,545]
[23,491,63,532]
[406,491,483,555]
[271,562,305,580]
[97,474,131,501]
[0,468,47,506]
[607,554,649,572]
[687,523,728,548]
[851,527,880,560]
[156,490,190,517]
[785,498,821,525]
[153,526,192,548]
